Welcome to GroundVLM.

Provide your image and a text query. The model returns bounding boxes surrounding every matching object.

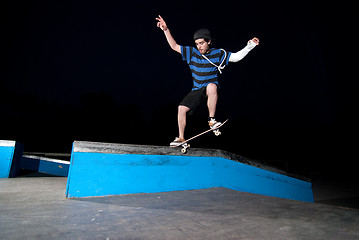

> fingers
[156,20,163,30]
[156,15,163,22]
[252,37,259,45]
[156,15,167,31]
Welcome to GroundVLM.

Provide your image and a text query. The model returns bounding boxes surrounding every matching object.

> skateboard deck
[171,119,228,153]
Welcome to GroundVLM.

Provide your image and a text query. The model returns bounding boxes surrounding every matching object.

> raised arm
[229,37,259,62]
[156,15,181,54]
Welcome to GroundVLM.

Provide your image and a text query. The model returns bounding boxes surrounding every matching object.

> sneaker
[208,118,222,129]
[170,137,186,147]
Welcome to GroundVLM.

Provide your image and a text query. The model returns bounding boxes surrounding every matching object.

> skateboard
[171,119,228,154]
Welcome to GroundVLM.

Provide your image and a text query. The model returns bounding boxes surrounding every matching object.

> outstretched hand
[251,37,259,45]
[156,15,168,31]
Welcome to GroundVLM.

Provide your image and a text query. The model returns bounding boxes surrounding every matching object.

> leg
[206,83,218,118]
[178,105,190,140]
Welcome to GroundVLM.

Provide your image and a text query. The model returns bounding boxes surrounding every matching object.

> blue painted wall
[213,158,313,202]
[1,140,68,177]
[0,141,23,178]
[0,144,15,178]
[66,153,215,197]
[21,156,69,177]
[66,150,314,202]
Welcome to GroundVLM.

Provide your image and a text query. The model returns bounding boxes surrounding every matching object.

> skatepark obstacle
[66,141,314,202]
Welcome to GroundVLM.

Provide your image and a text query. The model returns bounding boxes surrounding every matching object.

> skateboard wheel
[181,148,187,154]
[214,130,221,136]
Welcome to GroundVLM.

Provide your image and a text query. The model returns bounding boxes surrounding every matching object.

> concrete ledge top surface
[22,155,70,164]
[73,140,309,181]
[0,140,16,147]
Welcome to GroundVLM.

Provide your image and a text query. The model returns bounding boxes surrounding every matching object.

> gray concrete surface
[1,176,359,240]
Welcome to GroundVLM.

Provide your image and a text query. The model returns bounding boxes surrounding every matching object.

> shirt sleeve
[219,49,232,66]
[225,51,232,65]
[180,46,192,64]
[228,40,256,63]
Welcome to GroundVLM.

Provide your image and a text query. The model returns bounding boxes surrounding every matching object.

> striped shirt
[181,46,232,91]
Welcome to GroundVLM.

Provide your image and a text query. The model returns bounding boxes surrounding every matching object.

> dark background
[1,0,357,177]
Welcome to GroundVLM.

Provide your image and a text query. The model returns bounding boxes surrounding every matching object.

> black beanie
[193,28,212,41]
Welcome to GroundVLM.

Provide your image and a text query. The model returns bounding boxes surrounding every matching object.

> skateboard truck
[172,119,228,154]
[181,143,190,154]
[213,129,221,136]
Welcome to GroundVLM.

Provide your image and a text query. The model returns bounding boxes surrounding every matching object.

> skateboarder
[156,15,259,147]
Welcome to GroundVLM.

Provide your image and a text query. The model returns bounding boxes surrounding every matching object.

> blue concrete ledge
[0,140,23,178]
[66,141,314,202]
[21,155,69,177]
[1,140,69,177]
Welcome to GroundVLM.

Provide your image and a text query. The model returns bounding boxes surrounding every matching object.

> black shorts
[180,87,207,112]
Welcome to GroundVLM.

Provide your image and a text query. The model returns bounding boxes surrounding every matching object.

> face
[195,38,211,54]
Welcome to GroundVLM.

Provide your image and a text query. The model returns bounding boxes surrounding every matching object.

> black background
[1,0,357,177]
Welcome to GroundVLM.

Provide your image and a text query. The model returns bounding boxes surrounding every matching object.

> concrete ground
[1,175,359,240]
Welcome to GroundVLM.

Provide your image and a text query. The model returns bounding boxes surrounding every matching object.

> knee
[178,105,190,115]
[206,83,218,96]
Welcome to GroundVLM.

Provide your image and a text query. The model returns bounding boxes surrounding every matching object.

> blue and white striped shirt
[181,46,232,91]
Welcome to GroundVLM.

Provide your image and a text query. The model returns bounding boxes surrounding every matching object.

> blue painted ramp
[0,140,23,178]
[66,141,313,202]
[21,155,69,177]
[1,140,69,177]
